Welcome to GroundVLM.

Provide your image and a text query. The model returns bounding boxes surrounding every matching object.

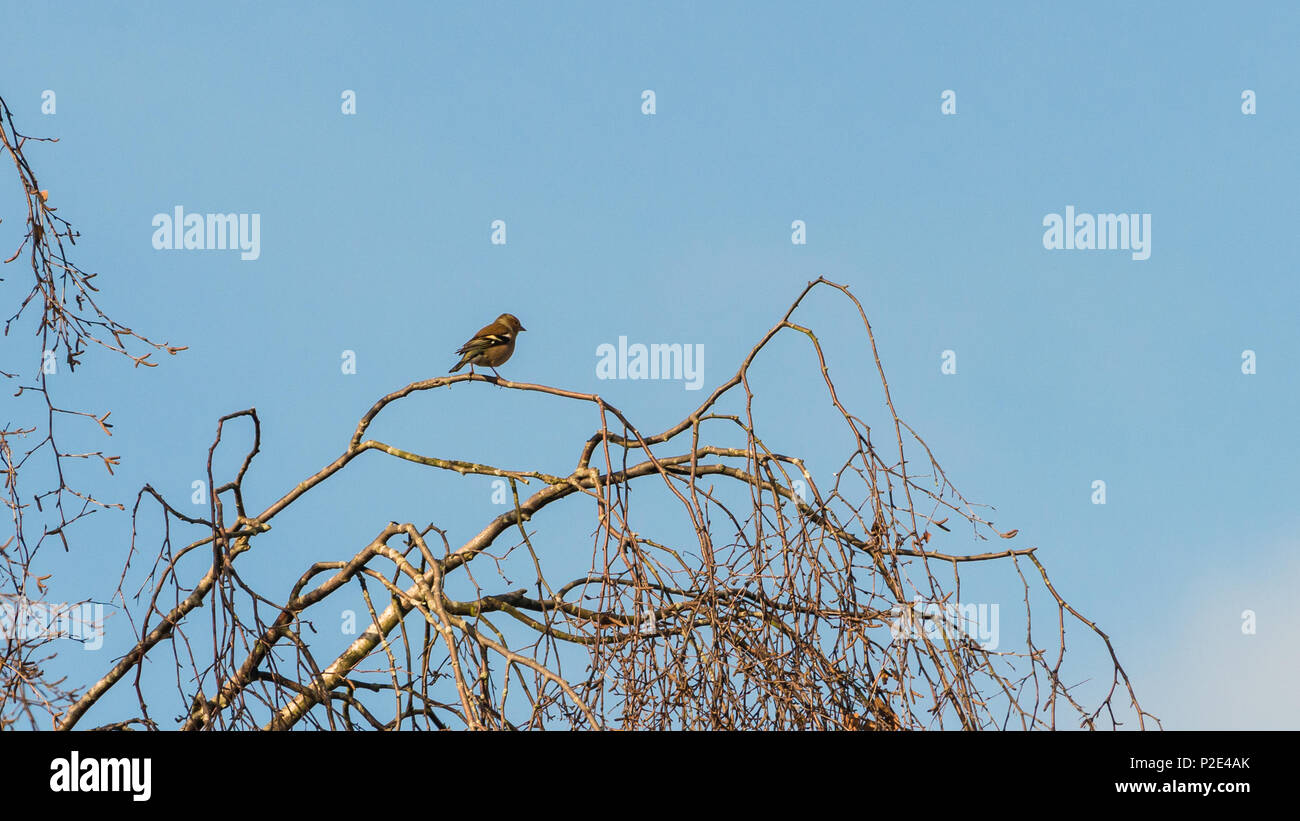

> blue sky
[3,1,1297,729]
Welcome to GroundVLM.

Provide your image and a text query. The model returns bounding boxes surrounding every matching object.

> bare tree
[61,275,1154,731]
[3,97,1154,732]
[0,94,184,729]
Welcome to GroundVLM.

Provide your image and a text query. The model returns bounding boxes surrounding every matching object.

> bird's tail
[449,350,474,373]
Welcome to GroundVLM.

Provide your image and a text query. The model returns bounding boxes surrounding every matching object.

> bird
[449,313,526,378]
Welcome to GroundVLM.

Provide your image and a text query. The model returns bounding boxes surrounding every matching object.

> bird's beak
[519,324,527,332]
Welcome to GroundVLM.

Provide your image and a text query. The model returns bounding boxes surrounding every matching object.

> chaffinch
[449,313,526,378]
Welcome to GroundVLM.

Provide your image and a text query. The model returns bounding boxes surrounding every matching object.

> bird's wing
[455,322,511,354]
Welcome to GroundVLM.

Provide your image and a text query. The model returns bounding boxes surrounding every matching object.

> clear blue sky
[3,1,1296,729]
